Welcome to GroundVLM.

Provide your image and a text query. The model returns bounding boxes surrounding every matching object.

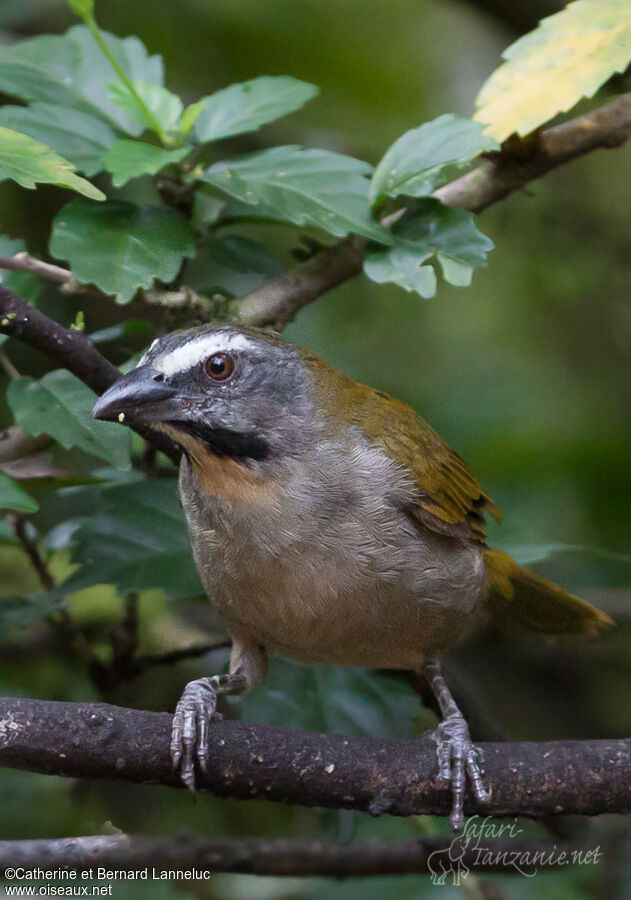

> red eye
[205,352,235,381]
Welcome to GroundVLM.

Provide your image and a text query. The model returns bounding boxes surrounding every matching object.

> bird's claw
[170,677,219,792]
[430,713,491,831]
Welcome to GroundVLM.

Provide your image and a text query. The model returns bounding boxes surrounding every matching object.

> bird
[91,324,613,830]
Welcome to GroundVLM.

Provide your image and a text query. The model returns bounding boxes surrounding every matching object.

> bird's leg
[171,641,266,791]
[422,656,491,831]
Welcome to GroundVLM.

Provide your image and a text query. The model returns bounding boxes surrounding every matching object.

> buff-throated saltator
[92,325,612,830]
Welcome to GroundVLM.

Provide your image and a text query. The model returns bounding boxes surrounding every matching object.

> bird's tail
[483,549,613,635]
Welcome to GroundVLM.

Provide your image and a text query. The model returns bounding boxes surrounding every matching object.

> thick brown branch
[1,697,629,821]
[0,832,586,877]
[0,284,180,464]
[237,92,631,328]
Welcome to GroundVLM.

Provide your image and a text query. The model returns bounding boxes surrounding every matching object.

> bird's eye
[205,352,235,381]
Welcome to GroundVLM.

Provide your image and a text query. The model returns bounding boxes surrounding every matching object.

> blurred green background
[0,1,629,897]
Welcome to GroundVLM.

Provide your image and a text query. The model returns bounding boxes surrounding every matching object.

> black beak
[91,366,178,424]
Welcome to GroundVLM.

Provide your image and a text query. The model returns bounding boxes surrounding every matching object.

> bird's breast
[178,445,487,669]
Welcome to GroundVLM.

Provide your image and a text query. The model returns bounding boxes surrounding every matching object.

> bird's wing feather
[310,357,500,544]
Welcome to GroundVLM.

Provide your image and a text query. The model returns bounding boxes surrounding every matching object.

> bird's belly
[179,456,488,670]
[193,528,487,670]
[227,586,478,670]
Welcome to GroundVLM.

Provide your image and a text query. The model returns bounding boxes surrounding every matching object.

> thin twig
[107,593,140,682]
[8,514,54,592]
[0,253,70,284]
[130,638,232,676]
[0,252,210,314]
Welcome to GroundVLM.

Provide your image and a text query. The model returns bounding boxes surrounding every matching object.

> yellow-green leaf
[0,126,105,200]
[474,0,631,141]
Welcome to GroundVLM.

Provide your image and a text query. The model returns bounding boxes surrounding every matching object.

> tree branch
[1,697,629,821]
[8,514,54,591]
[0,832,586,877]
[236,92,631,328]
[0,253,70,285]
[0,252,213,316]
[0,284,180,464]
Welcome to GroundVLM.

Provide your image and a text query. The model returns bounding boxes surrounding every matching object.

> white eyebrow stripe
[152,333,255,377]
[138,337,159,367]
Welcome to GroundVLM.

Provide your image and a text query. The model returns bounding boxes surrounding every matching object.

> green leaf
[0,236,41,305]
[0,26,163,135]
[201,146,392,244]
[49,200,196,303]
[109,80,183,135]
[0,127,104,200]
[474,0,631,141]
[7,370,131,469]
[363,199,493,298]
[55,480,203,600]
[241,658,420,738]
[370,114,498,208]
[364,246,437,298]
[104,140,190,187]
[0,103,121,177]
[0,472,39,513]
[194,76,318,143]
[185,235,282,298]
[399,200,494,281]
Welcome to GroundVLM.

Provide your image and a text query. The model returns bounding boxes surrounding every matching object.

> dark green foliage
[49,200,196,302]
[0,14,495,302]
[8,370,131,468]
[52,480,203,600]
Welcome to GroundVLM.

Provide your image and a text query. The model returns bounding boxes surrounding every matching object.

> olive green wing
[313,360,501,543]
[363,389,500,543]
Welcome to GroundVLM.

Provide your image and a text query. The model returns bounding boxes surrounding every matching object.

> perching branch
[1,697,629,821]
[0,832,584,877]
[236,92,631,327]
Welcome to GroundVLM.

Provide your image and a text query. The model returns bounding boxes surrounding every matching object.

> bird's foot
[430,712,491,831]
[170,676,221,792]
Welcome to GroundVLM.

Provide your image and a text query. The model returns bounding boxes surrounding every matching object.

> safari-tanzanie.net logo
[427,816,602,886]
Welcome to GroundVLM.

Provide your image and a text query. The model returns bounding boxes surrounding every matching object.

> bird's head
[91,325,319,471]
